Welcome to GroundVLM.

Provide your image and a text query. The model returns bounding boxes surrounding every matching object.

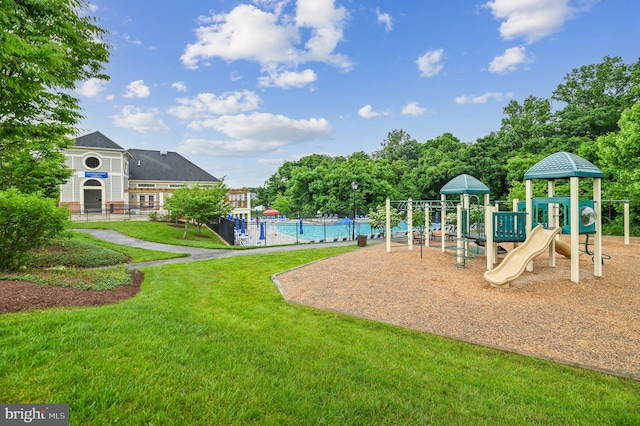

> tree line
[256,56,640,234]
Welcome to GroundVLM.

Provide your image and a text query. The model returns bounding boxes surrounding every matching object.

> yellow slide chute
[484,225,562,288]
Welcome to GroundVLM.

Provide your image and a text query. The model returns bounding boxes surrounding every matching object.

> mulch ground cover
[0,270,143,314]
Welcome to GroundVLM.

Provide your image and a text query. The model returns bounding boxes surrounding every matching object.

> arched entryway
[83,179,103,213]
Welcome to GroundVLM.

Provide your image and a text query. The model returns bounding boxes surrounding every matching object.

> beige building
[59,132,219,214]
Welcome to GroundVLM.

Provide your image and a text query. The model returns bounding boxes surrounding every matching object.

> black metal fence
[67,206,385,247]
[208,217,236,245]
[65,203,167,222]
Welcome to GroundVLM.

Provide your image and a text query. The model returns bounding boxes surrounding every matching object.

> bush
[369,204,402,233]
[0,189,69,272]
[28,239,128,268]
[2,265,133,290]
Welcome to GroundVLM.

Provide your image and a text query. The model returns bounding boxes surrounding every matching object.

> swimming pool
[275,220,409,242]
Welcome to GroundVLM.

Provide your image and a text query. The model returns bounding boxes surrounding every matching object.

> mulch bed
[0,270,143,314]
[275,235,640,380]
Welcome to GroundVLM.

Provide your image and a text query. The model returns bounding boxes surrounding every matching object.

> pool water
[275,220,409,241]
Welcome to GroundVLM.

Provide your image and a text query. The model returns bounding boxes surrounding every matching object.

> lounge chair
[413,230,425,245]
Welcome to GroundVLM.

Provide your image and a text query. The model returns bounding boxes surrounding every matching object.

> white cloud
[416,49,444,77]
[167,90,261,122]
[76,78,106,98]
[124,80,150,98]
[489,46,534,74]
[257,69,317,88]
[111,105,169,133]
[181,1,352,83]
[401,102,430,117]
[295,0,351,68]
[79,2,98,17]
[376,8,392,32]
[484,0,578,43]
[454,92,514,105]
[358,105,379,119]
[357,105,392,119]
[181,5,296,68]
[176,112,332,156]
[258,158,286,166]
[198,112,331,141]
[80,2,98,15]
[122,34,156,50]
[171,81,188,92]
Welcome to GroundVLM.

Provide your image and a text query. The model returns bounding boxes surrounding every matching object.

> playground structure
[483,224,562,287]
[385,152,631,287]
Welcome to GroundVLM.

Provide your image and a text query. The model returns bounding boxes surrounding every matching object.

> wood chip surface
[275,236,640,380]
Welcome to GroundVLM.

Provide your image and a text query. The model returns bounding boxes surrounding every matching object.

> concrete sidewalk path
[74,229,365,269]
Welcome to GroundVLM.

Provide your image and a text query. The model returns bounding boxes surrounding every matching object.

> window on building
[84,156,101,169]
[148,195,154,209]
[137,183,156,188]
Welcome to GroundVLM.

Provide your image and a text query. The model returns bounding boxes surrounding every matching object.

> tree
[0,189,69,272]
[466,133,509,199]
[598,97,640,230]
[165,182,233,237]
[368,204,402,235]
[256,160,295,209]
[0,0,110,197]
[271,194,291,215]
[414,133,471,200]
[552,56,640,139]
[498,96,554,153]
[372,129,421,169]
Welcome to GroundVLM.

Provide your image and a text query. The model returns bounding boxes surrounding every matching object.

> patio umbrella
[263,208,279,215]
[259,221,265,240]
[235,217,239,229]
[240,218,245,234]
[335,217,353,225]
[299,219,304,235]
[335,217,353,238]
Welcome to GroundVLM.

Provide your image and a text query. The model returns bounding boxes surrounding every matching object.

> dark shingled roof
[74,131,125,150]
[128,149,218,182]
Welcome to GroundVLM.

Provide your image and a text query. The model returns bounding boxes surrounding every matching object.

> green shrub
[0,189,69,272]
[2,265,133,290]
[28,239,128,268]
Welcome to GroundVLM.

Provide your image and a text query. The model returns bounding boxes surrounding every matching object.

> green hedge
[28,239,128,268]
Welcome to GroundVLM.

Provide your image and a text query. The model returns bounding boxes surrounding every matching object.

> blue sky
[76,0,640,188]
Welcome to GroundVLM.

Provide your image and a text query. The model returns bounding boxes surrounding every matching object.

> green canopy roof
[524,152,604,180]
[440,174,490,195]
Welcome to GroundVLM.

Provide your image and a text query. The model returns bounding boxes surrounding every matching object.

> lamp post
[351,181,358,240]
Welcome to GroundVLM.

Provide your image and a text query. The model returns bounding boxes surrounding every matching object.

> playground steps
[448,237,476,269]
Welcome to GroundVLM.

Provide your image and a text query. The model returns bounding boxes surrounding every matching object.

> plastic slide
[554,239,571,258]
[484,225,562,288]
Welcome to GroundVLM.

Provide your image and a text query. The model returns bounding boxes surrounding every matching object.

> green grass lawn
[1,247,638,425]
[70,231,188,263]
[72,220,231,249]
